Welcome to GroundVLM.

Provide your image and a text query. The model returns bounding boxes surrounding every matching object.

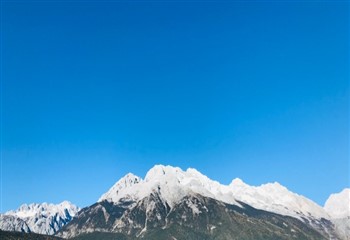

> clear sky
[1,0,349,212]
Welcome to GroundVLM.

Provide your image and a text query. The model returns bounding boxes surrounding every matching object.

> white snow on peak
[59,200,77,209]
[229,180,329,220]
[144,165,183,182]
[3,201,80,235]
[99,173,142,202]
[6,201,79,219]
[230,178,247,187]
[324,188,350,219]
[99,165,239,208]
[98,164,331,221]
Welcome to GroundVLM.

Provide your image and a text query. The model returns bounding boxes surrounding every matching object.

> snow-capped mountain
[2,165,349,240]
[99,165,240,208]
[100,165,329,221]
[1,201,80,235]
[324,188,350,240]
[92,165,343,239]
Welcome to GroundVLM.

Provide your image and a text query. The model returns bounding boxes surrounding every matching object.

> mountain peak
[98,172,141,202]
[144,164,182,182]
[324,188,350,219]
[121,172,141,185]
[230,178,246,187]
[58,200,74,207]
[260,181,288,192]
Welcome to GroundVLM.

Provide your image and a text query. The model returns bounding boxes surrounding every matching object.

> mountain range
[0,201,80,235]
[1,165,349,240]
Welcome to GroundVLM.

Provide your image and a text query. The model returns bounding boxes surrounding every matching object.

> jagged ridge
[1,201,80,235]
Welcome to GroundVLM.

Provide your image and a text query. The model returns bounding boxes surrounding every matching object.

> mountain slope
[1,201,80,235]
[228,177,337,238]
[324,188,350,240]
[229,178,329,220]
[59,193,328,239]
[0,214,30,233]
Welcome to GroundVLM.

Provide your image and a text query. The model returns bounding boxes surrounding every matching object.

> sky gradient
[1,1,349,212]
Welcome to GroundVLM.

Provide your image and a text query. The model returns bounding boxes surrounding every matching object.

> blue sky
[1,1,348,212]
